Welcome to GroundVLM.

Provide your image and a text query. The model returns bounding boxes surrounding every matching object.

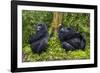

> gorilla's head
[59,26,75,35]
[58,25,78,41]
[36,23,47,32]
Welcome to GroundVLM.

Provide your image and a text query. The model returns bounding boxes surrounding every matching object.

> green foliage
[63,13,90,35]
[22,10,90,62]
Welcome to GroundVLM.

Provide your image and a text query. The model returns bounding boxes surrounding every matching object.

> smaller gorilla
[58,25,86,51]
[29,23,49,54]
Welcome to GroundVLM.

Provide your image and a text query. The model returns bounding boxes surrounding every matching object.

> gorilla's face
[37,24,43,31]
[36,24,47,33]
[59,28,65,36]
[59,27,74,35]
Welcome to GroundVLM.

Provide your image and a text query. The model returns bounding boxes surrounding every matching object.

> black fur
[58,26,86,51]
[29,24,49,54]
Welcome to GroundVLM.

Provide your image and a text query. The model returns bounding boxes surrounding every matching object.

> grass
[22,32,90,62]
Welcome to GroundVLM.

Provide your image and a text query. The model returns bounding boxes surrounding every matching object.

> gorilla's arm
[30,36,48,53]
[62,42,75,51]
[29,31,47,44]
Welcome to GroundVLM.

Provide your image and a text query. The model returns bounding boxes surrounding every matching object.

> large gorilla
[58,25,86,51]
[29,23,49,54]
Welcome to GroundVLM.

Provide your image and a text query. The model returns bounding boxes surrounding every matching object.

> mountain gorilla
[58,25,86,51]
[29,23,49,54]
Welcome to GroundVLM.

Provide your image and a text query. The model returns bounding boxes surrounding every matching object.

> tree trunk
[50,12,63,35]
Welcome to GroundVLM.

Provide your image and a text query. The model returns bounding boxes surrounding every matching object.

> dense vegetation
[22,10,90,62]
